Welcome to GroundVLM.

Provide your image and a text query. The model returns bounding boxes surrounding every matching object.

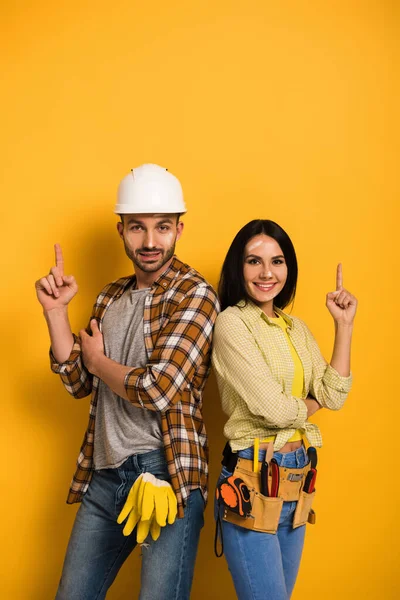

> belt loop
[133,454,140,472]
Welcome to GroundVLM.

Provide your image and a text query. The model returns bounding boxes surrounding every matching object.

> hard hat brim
[114,205,187,214]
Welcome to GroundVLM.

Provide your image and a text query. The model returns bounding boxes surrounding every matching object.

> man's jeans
[215,446,308,600]
[56,449,205,600]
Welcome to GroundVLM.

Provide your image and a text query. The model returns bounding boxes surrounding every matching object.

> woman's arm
[330,323,353,376]
[308,264,357,410]
[326,263,357,376]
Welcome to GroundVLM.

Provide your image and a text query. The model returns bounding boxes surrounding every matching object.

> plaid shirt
[212,301,353,452]
[51,257,219,517]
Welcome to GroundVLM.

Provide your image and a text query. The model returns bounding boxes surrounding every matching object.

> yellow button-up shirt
[212,301,352,452]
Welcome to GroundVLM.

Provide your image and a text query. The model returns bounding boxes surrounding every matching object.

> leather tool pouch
[215,449,317,557]
[293,490,316,528]
[278,465,310,501]
[223,458,317,532]
[222,460,283,534]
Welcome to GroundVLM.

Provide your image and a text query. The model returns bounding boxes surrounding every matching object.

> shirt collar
[152,255,184,292]
[236,300,294,330]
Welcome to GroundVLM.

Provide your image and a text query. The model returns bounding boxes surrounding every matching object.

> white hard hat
[115,163,187,214]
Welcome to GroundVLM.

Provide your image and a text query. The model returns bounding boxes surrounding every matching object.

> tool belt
[215,442,317,557]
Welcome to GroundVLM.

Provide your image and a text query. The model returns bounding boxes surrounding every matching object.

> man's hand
[80,319,105,375]
[35,244,78,312]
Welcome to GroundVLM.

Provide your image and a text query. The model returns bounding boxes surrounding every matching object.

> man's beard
[124,241,176,273]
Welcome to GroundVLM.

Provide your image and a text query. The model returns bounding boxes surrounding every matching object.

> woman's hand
[303,397,321,418]
[326,264,357,326]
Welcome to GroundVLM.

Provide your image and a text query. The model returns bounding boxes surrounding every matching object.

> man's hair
[218,219,298,312]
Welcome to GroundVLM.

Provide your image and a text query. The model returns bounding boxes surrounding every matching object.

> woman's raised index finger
[336,263,343,291]
[54,243,64,275]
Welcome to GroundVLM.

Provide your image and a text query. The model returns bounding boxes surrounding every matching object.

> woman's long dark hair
[218,220,298,311]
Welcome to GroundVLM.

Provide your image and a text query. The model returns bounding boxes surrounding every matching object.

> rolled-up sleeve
[50,333,93,399]
[212,311,308,429]
[305,325,353,410]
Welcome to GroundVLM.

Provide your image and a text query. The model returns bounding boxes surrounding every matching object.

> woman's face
[243,234,288,316]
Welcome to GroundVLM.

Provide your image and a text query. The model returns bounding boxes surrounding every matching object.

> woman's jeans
[215,446,308,600]
[56,449,205,600]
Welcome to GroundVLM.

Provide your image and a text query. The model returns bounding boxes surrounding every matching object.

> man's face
[117,214,183,273]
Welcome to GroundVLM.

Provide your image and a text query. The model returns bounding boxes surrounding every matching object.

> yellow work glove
[117,473,146,536]
[137,474,178,543]
[117,473,178,543]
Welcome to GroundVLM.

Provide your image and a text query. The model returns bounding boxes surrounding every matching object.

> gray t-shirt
[93,287,163,469]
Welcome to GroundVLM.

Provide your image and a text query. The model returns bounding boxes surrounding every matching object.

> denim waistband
[238,445,308,468]
[117,449,167,471]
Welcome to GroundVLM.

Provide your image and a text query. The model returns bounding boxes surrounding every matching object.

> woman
[212,219,357,600]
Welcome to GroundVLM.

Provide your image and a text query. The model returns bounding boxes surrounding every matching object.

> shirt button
[162,282,167,287]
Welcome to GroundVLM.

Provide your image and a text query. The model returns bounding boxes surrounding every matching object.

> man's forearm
[91,354,131,400]
[44,307,74,363]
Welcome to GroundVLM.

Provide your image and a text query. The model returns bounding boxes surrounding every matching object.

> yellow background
[1,1,397,598]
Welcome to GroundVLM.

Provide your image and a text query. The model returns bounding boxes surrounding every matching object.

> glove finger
[155,488,168,527]
[117,475,143,524]
[117,501,131,525]
[122,506,140,537]
[150,518,161,541]
[167,488,178,525]
[137,519,151,544]
[137,477,148,516]
[141,484,156,521]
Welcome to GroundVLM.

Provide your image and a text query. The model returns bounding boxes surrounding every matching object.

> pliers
[260,458,279,497]
[304,446,318,493]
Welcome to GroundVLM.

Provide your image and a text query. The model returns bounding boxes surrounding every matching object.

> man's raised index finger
[54,243,64,275]
[336,263,343,291]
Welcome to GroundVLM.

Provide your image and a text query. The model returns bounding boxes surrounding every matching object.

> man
[35,164,219,599]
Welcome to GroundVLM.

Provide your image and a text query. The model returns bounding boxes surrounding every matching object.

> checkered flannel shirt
[212,301,353,452]
[51,257,220,517]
